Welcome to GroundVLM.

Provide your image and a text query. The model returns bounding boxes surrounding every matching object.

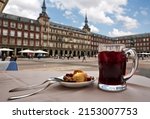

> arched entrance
[49,50,53,56]
[60,50,63,56]
[55,50,58,56]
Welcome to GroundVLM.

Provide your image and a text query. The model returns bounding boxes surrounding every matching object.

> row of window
[0,30,93,46]
[1,28,149,49]
[2,38,40,46]
[0,20,40,31]
[2,37,92,50]
[42,26,92,40]
[0,20,92,40]
[125,42,150,47]
[116,38,149,44]
[0,29,40,39]
[136,46,149,50]
[119,42,150,47]
[42,42,92,49]
[136,42,150,46]
[0,21,106,45]
[50,28,91,39]
[42,34,91,45]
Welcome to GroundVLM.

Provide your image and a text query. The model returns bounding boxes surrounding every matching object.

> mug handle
[122,48,138,81]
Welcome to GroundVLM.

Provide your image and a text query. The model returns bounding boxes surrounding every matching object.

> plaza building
[113,34,150,53]
[0,0,150,57]
[0,0,9,13]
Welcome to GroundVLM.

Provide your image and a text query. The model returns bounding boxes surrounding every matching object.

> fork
[9,77,63,92]
[8,82,53,100]
[7,78,63,100]
[9,79,50,92]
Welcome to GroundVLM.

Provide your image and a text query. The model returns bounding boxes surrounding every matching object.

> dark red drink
[98,51,127,85]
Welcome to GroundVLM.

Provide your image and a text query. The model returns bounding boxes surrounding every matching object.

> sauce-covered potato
[63,70,94,82]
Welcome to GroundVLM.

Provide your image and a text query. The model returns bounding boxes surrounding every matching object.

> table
[0,61,18,71]
[0,70,150,102]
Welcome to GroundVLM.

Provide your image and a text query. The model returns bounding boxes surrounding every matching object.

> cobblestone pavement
[16,57,150,78]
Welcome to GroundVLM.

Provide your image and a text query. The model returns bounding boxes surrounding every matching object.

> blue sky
[3,0,150,37]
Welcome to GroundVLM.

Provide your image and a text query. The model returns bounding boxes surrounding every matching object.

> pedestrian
[14,55,17,61]
[10,54,15,61]
[78,55,80,59]
[82,55,86,62]
[37,53,41,60]
[67,54,70,60]
[1,53,6,61]
[10,54,17,61]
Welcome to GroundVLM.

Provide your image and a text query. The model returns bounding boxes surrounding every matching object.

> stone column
[52,50,55,57]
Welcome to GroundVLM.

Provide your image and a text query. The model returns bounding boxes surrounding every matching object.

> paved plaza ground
[16,57,150,78]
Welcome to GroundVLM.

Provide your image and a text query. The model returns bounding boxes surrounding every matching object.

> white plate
[56,76,95,88]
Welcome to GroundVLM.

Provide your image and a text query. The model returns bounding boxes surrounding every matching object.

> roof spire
[42,0,46,13]
[82,13,90,32]
[85,13,88,25]
[38,0,50,20]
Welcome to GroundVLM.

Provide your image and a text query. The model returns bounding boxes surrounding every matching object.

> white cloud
[80,9,114,25]
[116,15,139,30]
[64,11,72,16]
[133,11,139,17]
[140,7,149,16]
[140,10,148,16]
[80,23,100,33]
[48,0,66,10]
[108,28,134,37]
[63,10,77,23]
[3,0,42,19]
[89,25,100,33]
[3,0,140,33]
[48,0,128,25]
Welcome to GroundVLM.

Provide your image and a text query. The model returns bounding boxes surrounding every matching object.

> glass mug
[98,44,138,91]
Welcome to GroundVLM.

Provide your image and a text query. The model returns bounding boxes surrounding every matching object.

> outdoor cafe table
[0,70,150,102]
[0,61,18,71]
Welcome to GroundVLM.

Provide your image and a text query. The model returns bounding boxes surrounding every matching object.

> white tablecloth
[0,61,18,71]
[0,71,150,102]
[0,61,10,70]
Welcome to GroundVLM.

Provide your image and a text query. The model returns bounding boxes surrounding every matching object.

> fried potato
[73,69,84,75]
[72,72,85,82]
[63,70,94,82]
